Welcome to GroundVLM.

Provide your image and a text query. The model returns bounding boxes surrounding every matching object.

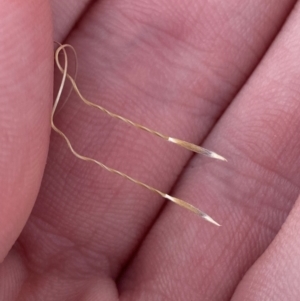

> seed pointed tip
[201,214,221,226]
[209,151,227,162]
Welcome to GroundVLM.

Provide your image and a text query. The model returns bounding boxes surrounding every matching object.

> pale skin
[1,0,300,300]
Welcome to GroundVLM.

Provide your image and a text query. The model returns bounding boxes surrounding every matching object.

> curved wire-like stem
[52,44,221,226]
[54,45,226,161]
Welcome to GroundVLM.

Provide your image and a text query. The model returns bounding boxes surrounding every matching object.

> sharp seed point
[209,152,227,162]
[202,214,221,226]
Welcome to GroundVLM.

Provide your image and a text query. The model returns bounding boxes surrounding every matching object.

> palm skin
[1,0,300,300]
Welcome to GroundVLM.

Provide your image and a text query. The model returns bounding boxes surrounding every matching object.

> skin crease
[2,0,300,300]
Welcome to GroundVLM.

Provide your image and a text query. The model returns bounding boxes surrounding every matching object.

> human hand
[1,1,300,300]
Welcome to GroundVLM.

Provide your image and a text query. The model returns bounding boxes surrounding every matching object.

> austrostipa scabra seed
[52,44,226,226]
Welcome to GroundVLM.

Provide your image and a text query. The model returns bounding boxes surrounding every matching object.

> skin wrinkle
[0,251,27,300]
[222,103,300,186]
[52,52,216,193]
[18,215,114,279]
[117,17,300,298]
[54,107,178,189]
[102,27,236,139]
[228,142,300,196]
[108,3,270,135]
[209,161,295,233]
[52,116,136,186]
[200,143,297,214]
[117,0,258,74]
[51,0,95,42]
[75,10,239,131]
[75,47,188,131]
[231,196,300,300]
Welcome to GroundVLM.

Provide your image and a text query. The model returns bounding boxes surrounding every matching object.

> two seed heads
[53,44,226,227]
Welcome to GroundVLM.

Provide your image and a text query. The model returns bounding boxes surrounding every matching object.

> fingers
[50,0,93,42]
[0,1,53,261]
[19,0,295,285]
[118,2,300,300]
[231,193,300,300]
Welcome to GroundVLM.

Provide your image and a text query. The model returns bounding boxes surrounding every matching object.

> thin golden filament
[51,44,221,226]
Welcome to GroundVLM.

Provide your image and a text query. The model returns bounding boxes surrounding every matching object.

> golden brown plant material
[52,44,226,226]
